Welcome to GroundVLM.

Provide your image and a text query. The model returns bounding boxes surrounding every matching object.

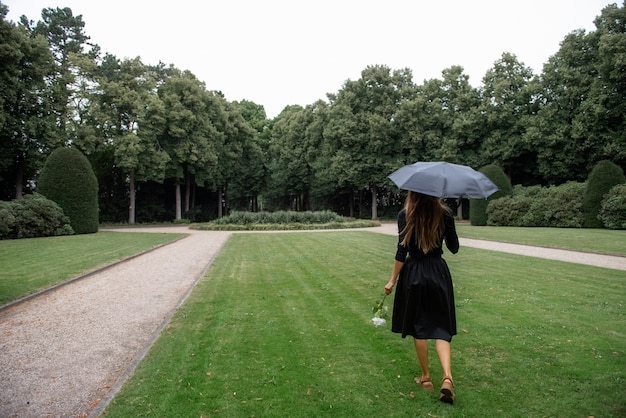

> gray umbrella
[388,161,499,199]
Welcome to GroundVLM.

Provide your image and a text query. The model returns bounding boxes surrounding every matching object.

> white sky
[4,0,617,118]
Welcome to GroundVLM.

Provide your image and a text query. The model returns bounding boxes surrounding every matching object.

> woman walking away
[384,191,459,404]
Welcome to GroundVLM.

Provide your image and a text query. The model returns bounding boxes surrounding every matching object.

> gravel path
[0,229,231,418]
[376,222,626,270]
[1,225,624,417]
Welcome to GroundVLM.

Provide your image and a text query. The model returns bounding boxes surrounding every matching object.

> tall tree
[0,5,56,199]
[479,52,536,185]
[304,100,332,210]
[581,3,626,168]
[65,48,100,154]
[26,7,94,142]
[217,100,261,213]
[158,69,223,219]
[395,66,482,219]
[267,105,312,210]
[227,100,269,211]
[395,78,444,164]
[438,66,483,167]
[527,2,626,184]
[92,55,169,224]
[325,65,412,219]
[525,29,598,184]
[397,66,481,167]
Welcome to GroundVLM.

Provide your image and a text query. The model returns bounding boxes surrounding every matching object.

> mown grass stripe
[104,231,625,417]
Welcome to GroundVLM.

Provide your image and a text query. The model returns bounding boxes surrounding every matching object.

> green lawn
[103,232,626,417]
[0,231,186,305]
[456,223,626,256]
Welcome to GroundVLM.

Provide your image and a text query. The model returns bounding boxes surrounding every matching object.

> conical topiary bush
[37,147,99,234]
[582,160,626,228]
[469,164,512,226]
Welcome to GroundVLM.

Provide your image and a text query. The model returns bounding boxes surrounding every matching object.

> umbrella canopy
[388,161,499,199]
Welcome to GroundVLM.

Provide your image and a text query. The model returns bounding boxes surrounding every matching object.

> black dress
[391,209,460,342]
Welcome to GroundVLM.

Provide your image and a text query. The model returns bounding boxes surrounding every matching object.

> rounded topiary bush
[488,182,585,227]
[582,160,625,228]
[524,182,585,228]
[470,164,512,226]
[37,147,99,234]
[598,184,626,229]
[0,193,74,239]
[486,185,539,226]
[0,202,16,238]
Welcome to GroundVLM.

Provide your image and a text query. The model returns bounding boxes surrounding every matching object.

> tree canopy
[0,2,624,222]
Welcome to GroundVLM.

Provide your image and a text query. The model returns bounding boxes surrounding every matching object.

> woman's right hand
[384,280,394,295]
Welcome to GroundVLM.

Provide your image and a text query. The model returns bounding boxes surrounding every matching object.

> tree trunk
[128,170,136,224]
[371,185,378,220]
[217,186,223,218]
[15,157,24,199]
[349,191,354,218]
[184,173,191,213]
[175,182,182,220]
[457,199,463,220]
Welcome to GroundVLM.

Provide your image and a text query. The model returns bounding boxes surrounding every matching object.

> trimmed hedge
[487,182,585,228]
[470,164,512,226]
[484,185,540,227]
[37,148,99,234]
[212,210,345,225]
[190,210,382,231]
[598,184,626,229]
[582,160,625,228]
[191,220,380,231]
[0,193,74,239]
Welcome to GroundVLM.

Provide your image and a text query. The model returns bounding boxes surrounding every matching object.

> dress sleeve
[395,210,408,262]
[444,214,459,254]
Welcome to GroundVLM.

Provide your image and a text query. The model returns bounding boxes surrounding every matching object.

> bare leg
[436,339,455,403]
[435,339,452,380]
[414,339,430,377]
[413,339,433,390]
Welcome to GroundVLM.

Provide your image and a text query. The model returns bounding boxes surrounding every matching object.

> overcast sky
[4,0,617,118]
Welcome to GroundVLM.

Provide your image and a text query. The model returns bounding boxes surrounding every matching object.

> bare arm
[384,259,405,295]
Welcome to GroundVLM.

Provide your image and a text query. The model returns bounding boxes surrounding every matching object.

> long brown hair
[401,191,452,253]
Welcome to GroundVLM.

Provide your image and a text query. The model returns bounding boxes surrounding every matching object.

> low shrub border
[190,219,380,231]
[190,210,380,231]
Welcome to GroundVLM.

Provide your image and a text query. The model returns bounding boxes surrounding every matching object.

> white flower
[372,317,387,327]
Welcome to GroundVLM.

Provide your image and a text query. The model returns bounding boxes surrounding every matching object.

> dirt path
[0,225,624,418]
